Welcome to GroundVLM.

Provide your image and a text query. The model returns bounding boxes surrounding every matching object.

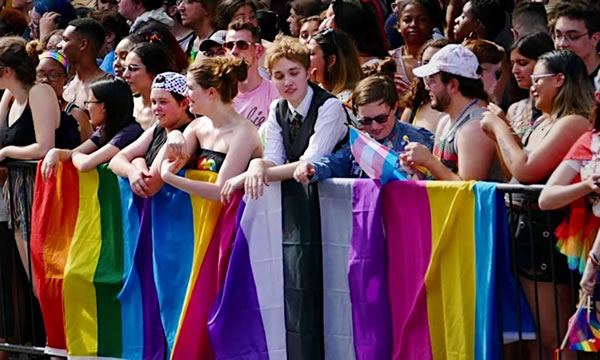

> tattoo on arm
[498,138,512,165]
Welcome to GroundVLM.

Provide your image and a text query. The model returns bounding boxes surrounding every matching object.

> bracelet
[589,252,600,267]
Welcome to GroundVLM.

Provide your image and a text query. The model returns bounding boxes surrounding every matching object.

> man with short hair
[553,0,600,79]
[118,0,173,33]
[225,21,279,129]
[400,44,502,181]
[59,18,111,108]
[176,0,217,56]
[198,29,226,57]
[511,1,548,39]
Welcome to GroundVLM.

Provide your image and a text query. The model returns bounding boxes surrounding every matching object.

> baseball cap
[152,72,187,97]
[199,30,227,52]
[412,44,480,80]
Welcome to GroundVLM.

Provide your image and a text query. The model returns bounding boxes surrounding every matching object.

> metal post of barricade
[0,160,46,356]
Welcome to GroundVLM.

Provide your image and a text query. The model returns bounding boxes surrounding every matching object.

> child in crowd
[109,72,193,198]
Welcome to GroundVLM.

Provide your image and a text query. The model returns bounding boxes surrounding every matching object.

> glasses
[552,31,589,43]
[530,73,556,84]
[83,100,102,107]
[36,71,64,82]
[176,0,202,5]
[357,109,392,126]
[223,40,255,51]
[125,64,145,73]
[203,47,225,57]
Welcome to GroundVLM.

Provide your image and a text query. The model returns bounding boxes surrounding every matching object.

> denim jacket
[310,120,434,182]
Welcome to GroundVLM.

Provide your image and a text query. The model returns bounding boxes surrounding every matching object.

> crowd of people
[0,0,599,358]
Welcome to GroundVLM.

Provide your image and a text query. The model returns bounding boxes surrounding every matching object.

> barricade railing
[0,160,45,357]
[0,161,596,359]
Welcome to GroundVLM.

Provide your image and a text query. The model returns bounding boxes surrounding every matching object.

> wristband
[589,252,600,267]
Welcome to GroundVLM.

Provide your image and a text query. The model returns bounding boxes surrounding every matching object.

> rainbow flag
[209,179,535,359]
[349,126,407,183]
[31,161,80,356]
[567,303,600,352]
[32,163,240,358]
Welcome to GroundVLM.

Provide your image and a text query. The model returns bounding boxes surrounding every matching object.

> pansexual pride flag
[32,163,240,359]
[209,179,535,359]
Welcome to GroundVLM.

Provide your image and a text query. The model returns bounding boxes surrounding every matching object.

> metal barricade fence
[0,163,596,359]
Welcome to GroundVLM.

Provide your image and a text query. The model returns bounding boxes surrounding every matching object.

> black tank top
[145,122,190,166]
[1,103,36,147]
[56,102,81,150]
[1,100,81,150]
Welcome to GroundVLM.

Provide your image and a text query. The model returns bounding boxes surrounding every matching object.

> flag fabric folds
[32,162,536,359]
[32,164,240,359]
[210,179,536,359]
[348,127,407,183]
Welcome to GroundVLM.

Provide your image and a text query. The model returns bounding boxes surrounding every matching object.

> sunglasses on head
[223,40,254,51]
[357,109,392,126]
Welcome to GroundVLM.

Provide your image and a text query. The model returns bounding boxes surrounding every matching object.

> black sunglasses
[357,109,392,126]
[223,40,254,51]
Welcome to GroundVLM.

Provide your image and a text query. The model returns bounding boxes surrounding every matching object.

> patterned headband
[152,72,187,97]
[39,51,69,72]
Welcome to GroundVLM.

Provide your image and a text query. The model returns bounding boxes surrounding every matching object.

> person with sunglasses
[400,44,503,182]
[198,29,226,57]
[123,42,176,130]
[552,1,600,80]
[462,38,505,104]
[293,74,433,183]
[41,78,143,179]
[226,21,279,129]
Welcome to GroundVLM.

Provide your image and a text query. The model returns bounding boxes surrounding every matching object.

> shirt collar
[287,85,313,118]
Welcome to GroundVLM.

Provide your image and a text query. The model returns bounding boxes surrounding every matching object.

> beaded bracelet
[589,252,600,267]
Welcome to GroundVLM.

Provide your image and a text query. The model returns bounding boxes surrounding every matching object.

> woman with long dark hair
[41,78,143,177]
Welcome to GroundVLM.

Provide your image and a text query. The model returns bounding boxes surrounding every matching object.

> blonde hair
[265,34,310,74]
[188,56,248,103]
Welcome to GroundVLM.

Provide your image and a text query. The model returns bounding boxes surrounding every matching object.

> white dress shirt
[262,86,348,166]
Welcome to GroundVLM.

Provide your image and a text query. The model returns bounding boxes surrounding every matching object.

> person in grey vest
[220,35,348,202]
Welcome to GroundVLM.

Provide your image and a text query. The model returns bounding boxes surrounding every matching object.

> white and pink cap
[412,44,480,80]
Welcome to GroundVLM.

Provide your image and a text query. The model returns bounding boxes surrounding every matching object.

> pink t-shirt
[233,78,280,128]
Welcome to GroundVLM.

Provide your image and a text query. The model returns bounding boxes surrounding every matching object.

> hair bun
[362,57,396,79]
[25,40,42,66]
[215,56,248,83]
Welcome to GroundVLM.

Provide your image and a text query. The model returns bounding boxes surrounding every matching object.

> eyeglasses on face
[36,71,65,82]
[530,73,556,84]
[552,31,589,43]
[203,47,225,57]
[83,100,102,107]
[223,40,255,51]
[176,0,202,6]
[357,109,392,126]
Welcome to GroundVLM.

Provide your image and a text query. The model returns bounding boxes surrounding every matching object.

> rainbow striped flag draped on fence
[209,179,536,359]
[31,163,240,358]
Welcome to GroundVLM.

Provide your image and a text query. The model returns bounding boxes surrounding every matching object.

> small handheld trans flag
[349,126,407,184]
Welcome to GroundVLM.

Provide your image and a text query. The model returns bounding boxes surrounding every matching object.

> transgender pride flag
[348,126,407,183]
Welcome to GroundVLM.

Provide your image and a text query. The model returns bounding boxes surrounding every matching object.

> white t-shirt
[233,78,280,129]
